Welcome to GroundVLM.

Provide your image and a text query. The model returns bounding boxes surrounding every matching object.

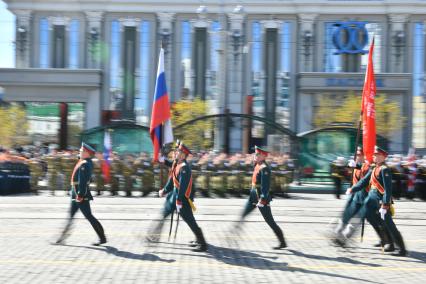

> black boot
[272,227,287,250]
[192,227,207,252]
[146,221,164,243]
[384,243,395,252]
[54,221,73,245]
[373,225,392,249]
[391,231,407,257]
[93,224,106,246]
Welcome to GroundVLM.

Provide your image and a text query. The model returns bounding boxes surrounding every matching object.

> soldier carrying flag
[146,141,207,252]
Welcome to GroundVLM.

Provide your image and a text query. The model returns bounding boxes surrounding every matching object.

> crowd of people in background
[0,144,425,200]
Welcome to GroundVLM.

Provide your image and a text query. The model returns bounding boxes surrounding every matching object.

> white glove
[346,188,352,195]
[379,208,387,220]
[159,156,165,163]
[176,202,182,213]
[256,202,264,208]
[348,159,356,168]
[158,189,165,197]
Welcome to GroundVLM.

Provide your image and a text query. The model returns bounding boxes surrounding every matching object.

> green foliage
[171,98,214,150]
[0,103,29,147]
[313,91,405,138]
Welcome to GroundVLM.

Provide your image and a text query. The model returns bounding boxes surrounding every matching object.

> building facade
[1,0,425,153]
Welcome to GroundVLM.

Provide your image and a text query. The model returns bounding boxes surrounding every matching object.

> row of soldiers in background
[330,154,426,200]
[27,150,295,197]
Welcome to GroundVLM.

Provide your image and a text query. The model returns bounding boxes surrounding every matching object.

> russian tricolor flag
[102,130,112,183]
[150,48,173,161]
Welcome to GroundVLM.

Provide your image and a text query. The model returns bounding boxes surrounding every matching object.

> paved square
[0,192,425,283]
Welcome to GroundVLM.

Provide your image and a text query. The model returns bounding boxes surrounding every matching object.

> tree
[313,91,405,138]
[171,98,214,150]
[0,103,29,148]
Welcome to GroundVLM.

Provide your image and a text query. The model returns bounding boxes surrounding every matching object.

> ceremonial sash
[70,159,87,196]
[352,168,362,185]
[172,162,196,211]
[369,166,385,194]
[251,164,264,187]
[71,160,87,186]
[353,163,370,189]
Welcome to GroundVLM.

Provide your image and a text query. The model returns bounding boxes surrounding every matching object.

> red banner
[361,39,376,164]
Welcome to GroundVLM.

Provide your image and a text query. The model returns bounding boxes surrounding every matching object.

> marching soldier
[55,143,106,246]
[347,146,406,256]
[235,146,286,249]
[146,141,207,252]
[333,147,394,251]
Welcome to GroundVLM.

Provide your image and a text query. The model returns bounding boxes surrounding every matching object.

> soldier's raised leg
[259,205,286,249]
[56,201,79,244]
[78,201,106,245]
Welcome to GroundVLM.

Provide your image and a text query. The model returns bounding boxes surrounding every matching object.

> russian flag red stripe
[150,48,173,161]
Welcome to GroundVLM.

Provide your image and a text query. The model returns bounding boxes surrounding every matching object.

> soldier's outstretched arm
[163,176,174,194]
[351,169,372,193]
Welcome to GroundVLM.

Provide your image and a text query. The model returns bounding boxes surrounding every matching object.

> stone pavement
[0,192,425,284]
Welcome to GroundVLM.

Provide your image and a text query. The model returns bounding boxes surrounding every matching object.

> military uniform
[28,158,42,194]
[351,146,406,256]
[147,142,207,252]
[56,143,106,246]
[46,154,60,195]
[237,146,286,249]
[122,157,134,197]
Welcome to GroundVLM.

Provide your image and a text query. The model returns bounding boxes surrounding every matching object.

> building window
[109,20,122,109]
[39,18,50,68]
[324,21,381,73]
[251,21,264,137]
[69,19,80,69]
[180,21,192,99]
[52,25,66,68]
[137,21,151,125]
[412,22,426,148]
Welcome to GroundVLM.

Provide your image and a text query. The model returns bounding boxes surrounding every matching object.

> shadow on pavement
[370,250,426,264]
[204,244,380,283]
[286,249,381,267]
[60,244,175,263]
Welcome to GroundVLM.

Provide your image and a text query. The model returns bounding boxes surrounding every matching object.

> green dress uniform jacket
[70,158,94,201]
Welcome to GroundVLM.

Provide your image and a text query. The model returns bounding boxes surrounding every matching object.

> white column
[85,11,104,69]
[298,14,317,72]
[157,12,175,96]
[14,10,32,68]
[228,11,246,152]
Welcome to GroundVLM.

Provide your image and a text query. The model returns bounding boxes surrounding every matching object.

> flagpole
[357,36,375,243]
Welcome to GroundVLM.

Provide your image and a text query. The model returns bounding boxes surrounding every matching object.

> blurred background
[0,0,425,198]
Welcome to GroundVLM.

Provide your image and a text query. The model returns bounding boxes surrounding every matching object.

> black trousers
[59,200,105,241]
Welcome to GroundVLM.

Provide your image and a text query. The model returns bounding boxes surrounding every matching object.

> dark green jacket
[351,163,369,204]
[71,158,93,201]
[252,161,272,203]
[352,164,392,205]
[163,160,193,203]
